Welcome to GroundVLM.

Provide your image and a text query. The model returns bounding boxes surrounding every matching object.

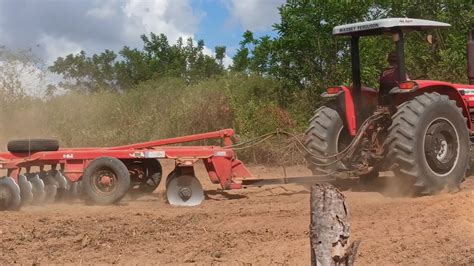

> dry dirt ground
[1,163,473,265]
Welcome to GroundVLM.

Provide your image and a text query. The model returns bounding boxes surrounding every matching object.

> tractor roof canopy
[335,18,451,95]
[333,18,450,37]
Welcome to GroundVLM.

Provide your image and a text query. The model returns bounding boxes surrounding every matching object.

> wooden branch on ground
[310,183,360,266]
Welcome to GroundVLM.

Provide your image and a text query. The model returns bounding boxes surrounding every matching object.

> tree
[50,33,226,92]
[49,50,119,92]
[215,46,226,66]
[231,30,256,73]
[234,1,474,99]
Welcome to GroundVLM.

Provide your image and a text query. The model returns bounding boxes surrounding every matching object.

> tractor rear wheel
[304,106,379,181]
[386,92,469,194]
[304,106,350,173]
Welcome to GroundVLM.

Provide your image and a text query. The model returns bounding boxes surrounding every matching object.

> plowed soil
[1,163,473,265]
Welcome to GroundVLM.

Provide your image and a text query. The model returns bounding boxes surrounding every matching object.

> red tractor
[304,18,474,194]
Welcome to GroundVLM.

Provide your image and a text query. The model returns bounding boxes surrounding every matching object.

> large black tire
[138,159,163,193]
[304,106,379,181]
[304,106,348,172]
[82,157,131,205]
[7,139,59,153]
[386,92,470,194]
[0,177,21,211]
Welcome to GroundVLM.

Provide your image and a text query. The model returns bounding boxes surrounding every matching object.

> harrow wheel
[124,159,163,194]
[139,159,163,193]
[0,177,21,211]
[83,157,130,205]
[166,174,204,206]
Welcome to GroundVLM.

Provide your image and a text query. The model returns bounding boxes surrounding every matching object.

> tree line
[47,1,474,99]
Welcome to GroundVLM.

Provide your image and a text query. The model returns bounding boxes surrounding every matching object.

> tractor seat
[379,81,398,95]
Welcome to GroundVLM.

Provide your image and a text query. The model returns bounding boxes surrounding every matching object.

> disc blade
[29,174,46,204]
[0,176,22,211]
[53,171,69,190]
[44,185,57,203]
[166,175,204,207]
[18,174,33,206]
[41,172,58,186]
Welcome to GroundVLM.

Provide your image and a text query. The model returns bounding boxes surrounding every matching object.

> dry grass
[0,76,311,164]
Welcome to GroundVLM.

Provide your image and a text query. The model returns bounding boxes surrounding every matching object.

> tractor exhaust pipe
[468,29,474,85]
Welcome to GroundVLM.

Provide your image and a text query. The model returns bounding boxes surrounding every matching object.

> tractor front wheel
[386,92,469,194]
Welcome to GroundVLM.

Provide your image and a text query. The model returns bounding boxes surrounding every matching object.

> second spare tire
[7,139,59,153]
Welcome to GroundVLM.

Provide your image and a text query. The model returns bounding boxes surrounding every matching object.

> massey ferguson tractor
[1,18,474,211]
[304,18,474,194]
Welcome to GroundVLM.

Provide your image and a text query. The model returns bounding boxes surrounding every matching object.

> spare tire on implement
[7,139,59,153]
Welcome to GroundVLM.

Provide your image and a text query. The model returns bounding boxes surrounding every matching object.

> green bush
[0,75,314,164]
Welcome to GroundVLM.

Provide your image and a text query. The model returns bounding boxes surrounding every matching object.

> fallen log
[310,183,360,266]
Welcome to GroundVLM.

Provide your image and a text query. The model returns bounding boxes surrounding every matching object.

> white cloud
[222,55,232,68]
[122,0,199,44]
[86,3,117,19]
[38,34,83,64]
[227,0,285,31]
[0,0,231,77]
[0,0,203,63]
[122,1,224,66]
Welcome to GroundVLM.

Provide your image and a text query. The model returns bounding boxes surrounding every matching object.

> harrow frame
[0,128,335,210]
[0,129,256,190]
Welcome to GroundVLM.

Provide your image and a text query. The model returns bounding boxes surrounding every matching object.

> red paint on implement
[0,129,254,190]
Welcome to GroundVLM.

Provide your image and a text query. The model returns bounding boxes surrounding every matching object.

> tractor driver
[379,51,410,94]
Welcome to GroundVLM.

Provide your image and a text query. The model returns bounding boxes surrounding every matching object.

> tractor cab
[332,18,451,99]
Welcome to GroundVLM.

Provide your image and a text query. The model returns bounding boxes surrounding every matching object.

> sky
[0,0,285,66]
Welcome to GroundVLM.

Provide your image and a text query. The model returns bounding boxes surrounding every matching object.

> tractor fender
[332,86,357,136]
[324,85,377,136]
[392,83,471,129]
